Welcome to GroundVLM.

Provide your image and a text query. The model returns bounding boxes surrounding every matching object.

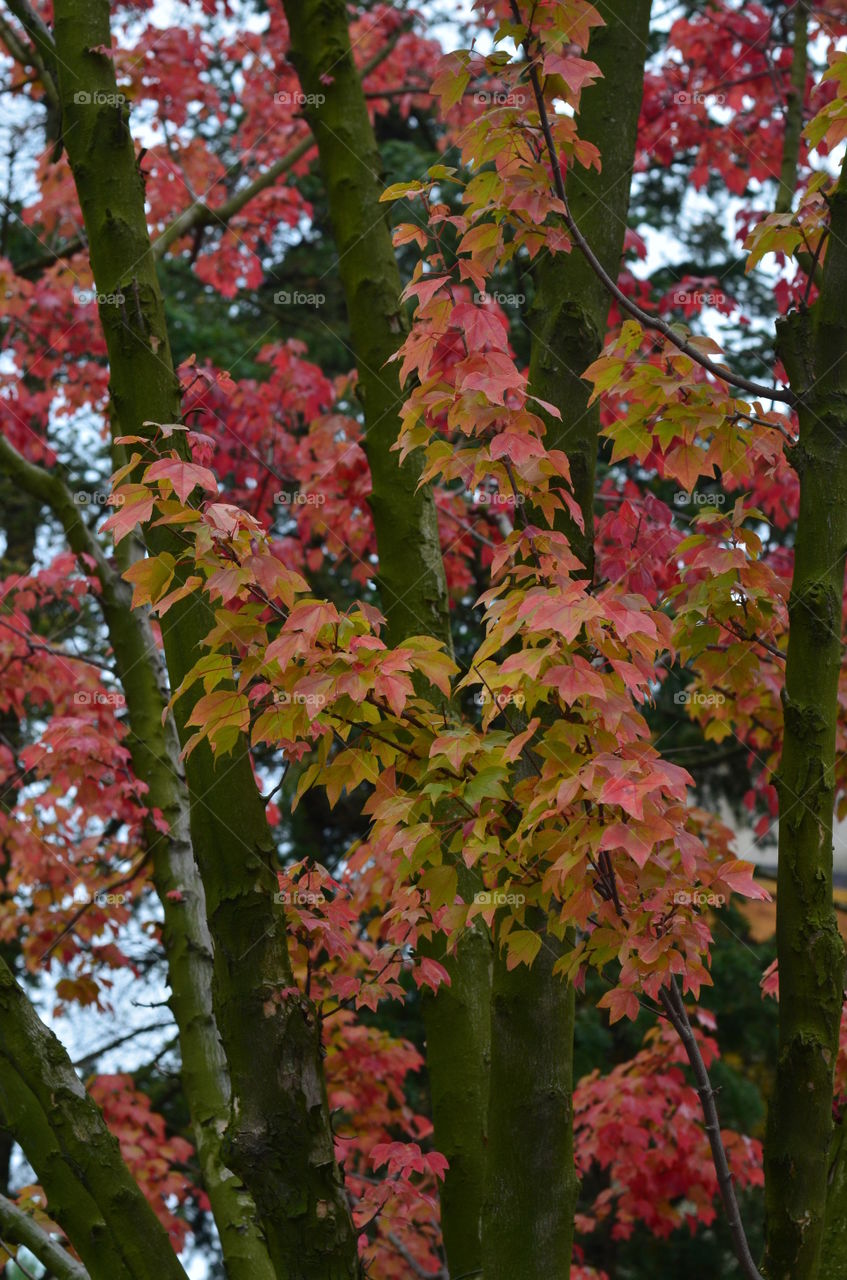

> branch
[151,135,313,260]
[363,82,432,99]
[152,15,405,261]
[0,1194,90,1280]
[511,1,795,407]
[659,977,764,1280]
[73,1019,173,1070]
[386,1232,447,1280]
[39,850,150,963]
[1,0,58,109]
[775,0,809,214]
[357,15,412,80]
[0,616,114,672]
[0,11,33,72]
[0,956,189,1280]
[438,502,497,547]
[15,232,87,277]
[3,0,53,57]
[0,434,116,589]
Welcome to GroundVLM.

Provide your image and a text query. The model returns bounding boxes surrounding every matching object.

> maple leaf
[597,987,640,1024]
[122,554,175,609]
[506,930,542,970]
[144,458,218,503]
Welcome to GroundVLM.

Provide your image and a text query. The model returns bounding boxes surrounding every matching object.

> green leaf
[420,863,458,910]
[506,929,542,969]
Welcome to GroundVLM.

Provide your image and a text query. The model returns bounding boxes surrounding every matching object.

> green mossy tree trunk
[50,1,360,1274]
[282,0,451,650]
[775,0,809,216]
[0,959,189,1280]
[482,909,573,1280]
[526,0,652,575]
[0,437,274,1280]
[480,7,652,1276]
[822,1122,847,1275]
[280,4,493,1274]
[763,176,847,1280]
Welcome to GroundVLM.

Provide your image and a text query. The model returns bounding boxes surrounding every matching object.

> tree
[1,1,847,1280]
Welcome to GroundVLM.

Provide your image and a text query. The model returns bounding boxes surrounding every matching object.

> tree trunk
[282,0,452,651]
[0,959,188,1280]
[821,1121,847,1275]
[479,5,653,1274]
[280,3,493,1272]
[763,175,847,1280]
[526,0,652,573]
[0,436,274,1280]
[483,910,572,1279]
[50,1,360,1273]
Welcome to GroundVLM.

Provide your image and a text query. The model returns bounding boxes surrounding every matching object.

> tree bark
[479,6,653,1276]
[280,3,493,1273]
[775,0,809,216]
[763,171,847,1280]
[0,959,188,1280]
[49,1,360,1273]
[281,0,451,650]
[0,436,275,1280]
[0,1191,90,1280]
[483,908,573,1279]
[525,0,652,573]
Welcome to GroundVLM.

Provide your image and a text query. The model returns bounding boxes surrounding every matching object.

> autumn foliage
[3,1,847,1278]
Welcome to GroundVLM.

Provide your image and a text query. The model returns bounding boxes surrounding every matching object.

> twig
[152,22,406,260]
[509,0,795,407]
[72,1019,173,1069]
[39,852,150,963]
[0,1196,89,1280]
[386,1232,447,1279]
[438,503,496,548]
[659,977,765,1280]
[0,616,114,673]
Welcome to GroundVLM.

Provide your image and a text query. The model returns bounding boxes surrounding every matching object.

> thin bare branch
[0,1193,90,1280]
[510,0,795,407]
[659,977,765,1280]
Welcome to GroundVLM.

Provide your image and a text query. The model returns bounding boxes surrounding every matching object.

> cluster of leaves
[574,1012,763,1242]
[11,0,847,1271]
